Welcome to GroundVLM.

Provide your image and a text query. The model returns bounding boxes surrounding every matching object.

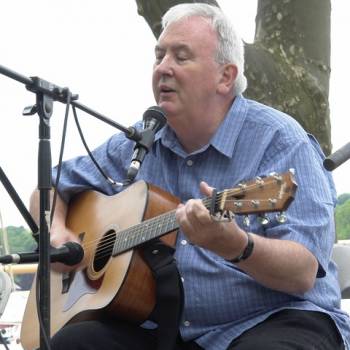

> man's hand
[50,226,80,248]
[30,188,82,272]
[175,181,248,260]
[50,226,83,273]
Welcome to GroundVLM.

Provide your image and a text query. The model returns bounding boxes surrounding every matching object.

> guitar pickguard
[63,270,97,312]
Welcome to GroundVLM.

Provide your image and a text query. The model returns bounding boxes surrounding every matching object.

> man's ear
[217,64,238,95]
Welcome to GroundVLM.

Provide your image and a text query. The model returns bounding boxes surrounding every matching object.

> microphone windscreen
[143,106,166,131]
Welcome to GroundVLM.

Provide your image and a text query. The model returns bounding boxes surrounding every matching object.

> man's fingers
[200,181,214,196]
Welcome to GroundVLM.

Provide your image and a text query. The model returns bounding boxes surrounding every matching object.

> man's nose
[154,55,174,76]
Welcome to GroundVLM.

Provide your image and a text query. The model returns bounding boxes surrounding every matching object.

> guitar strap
[142,239,184,350]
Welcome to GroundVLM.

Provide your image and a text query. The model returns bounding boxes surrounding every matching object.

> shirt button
[181,239,188,245]
[184,320,190,327]
[186,159,194,166]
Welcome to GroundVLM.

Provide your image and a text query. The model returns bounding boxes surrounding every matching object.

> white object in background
[0,270,13,316]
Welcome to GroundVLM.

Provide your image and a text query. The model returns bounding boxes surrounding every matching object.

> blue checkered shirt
[54,95,350,349]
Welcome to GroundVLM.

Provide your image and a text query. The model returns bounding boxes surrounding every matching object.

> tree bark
[247,0,331,154]
[136,0,331,153]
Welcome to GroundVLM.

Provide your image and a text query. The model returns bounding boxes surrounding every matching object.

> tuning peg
[238,183,247,193]
[211,210,235,222]
[234,201,243,209]
[258,215,270,226]
[255,176,264,188]
[276,212,287,223]
[243,215,250,227]
[223,210,235,221]
[269,172,282,183]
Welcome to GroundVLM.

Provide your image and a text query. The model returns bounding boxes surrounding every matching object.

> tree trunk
[136,0,331,153]
[247,0,331,154]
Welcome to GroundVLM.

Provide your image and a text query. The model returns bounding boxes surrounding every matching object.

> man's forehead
[155,42,190,52]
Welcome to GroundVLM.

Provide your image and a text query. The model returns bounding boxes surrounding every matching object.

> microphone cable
[71,105,123,187]
[51,88,72,223]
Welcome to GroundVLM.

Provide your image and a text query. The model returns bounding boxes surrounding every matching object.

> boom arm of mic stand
[0,64,142,142]
[71,100,142,141]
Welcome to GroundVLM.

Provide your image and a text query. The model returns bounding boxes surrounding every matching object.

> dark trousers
[51,309,344,350]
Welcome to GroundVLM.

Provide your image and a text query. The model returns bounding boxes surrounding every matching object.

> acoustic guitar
[20,171,297,350]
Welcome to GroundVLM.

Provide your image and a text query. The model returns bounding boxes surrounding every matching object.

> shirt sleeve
[52,131,135,203]
[257,129,337,278]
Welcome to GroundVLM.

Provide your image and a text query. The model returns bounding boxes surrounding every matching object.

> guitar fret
[128,228,136,247]
[112,210,179,256]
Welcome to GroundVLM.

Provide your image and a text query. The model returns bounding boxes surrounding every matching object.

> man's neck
[170,98,234,153]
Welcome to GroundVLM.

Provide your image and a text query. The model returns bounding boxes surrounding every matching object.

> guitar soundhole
[93,229,116,272]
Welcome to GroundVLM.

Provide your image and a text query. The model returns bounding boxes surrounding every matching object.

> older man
[30,3,349,350]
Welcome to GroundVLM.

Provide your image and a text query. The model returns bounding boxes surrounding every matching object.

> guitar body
[21,181,180,350]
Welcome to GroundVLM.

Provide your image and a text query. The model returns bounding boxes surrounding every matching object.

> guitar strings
[80,208,177,255]
[87,208,178,258]
[77,177,285,262]
[83,198,279,263]
[82,180,279,256]
[80,211,177,262]
[80,191,282,261]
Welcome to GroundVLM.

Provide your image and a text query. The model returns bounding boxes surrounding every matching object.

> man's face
[152,16,222,121]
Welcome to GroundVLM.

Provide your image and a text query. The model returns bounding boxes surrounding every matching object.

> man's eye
[155,56,164,63]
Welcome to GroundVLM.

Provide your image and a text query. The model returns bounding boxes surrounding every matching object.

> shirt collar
[154,95,248,158]
[210,95,248,158]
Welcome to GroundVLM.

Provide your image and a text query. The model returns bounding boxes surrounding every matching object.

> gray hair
[162,3,247,95]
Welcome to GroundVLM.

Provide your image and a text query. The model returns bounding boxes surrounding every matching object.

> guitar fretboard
[111,195,218,256]
[112,209,179,256]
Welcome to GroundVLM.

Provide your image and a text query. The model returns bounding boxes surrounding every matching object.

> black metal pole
[35,79,54,350]
[324,142,350,171]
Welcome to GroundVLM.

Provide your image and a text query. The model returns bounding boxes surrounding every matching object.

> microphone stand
[324,142,350,171]
[0,64,144,350]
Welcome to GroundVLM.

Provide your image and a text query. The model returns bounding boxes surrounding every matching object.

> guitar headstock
[215,170,297,216]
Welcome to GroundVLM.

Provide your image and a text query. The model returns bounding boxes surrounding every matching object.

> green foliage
[0,226,37,254]
[0,226,37,290]
[337,193,350,206]
[335,197,350,240]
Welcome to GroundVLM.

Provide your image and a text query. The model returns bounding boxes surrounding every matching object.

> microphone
[323,142,350,171]
[126,106,166,183]
[0,242,84,266]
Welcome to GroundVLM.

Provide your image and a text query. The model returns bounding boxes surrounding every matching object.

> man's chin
[158,102,178,117]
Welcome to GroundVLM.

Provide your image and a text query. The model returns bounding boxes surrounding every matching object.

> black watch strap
[228,231,254,263]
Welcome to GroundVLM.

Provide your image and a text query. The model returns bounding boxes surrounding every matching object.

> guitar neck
[112,192,222,256]
[112,170,297,256]
[112,209,179,256]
